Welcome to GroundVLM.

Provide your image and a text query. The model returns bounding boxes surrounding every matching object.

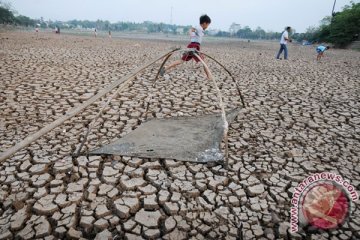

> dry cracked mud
[0,31,359,239]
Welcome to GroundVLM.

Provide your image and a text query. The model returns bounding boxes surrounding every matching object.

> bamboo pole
[153,48,246,107]
[197,51,246,108]
[152,48,244,167]
[0,48,180,162]
[193,52,230,168]
[153,52,175,83]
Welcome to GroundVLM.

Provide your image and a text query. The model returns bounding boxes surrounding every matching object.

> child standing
[160,14,211,79]
[316,45,330,61]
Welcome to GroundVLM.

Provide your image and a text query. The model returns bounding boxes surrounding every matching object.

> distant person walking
[316,45,330,61]
[276,26,292,60]
[108,30,112,38]
[94,28,97,38]
[55,26,60,34]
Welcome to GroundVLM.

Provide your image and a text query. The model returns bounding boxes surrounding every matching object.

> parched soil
[0,31,359,239]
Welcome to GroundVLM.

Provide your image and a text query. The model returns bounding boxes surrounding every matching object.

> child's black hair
[200,15,211,24]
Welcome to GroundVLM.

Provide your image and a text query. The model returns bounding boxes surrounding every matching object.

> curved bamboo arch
[153,48,246,108]
[151,48,247,167]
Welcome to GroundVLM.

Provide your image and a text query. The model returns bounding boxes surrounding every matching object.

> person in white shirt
[160,14,211,79]
[276,26,292,60]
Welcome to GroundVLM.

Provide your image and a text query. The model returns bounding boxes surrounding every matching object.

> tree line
[216,26,282,40]
[0,4,283,40]
[0,3,192,34]
[1,1,359,47]
[0,4,36,27]
[293,2,360,47]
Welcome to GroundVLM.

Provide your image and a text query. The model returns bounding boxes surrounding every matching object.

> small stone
[103,166,118,177]
[120,177,146,190]
[252,225,264,237]
[163,228,187,240]
[54,157,73,173]
[123,219,137,231]
[17,223,34,240]
[248,184,265,196]
[229,196,240,207]
[144,195,159,210]
[66,182,84,193]
[20,160,32,171]
[95,229,112,240]
[34,216,51,238]
[107,188,119,199]
[62,204,76,215]
[164,216,176,232]
[134,209,162,228]
[94,218,109,230]
[67,227,82,239]
[55,226,67,238]
[80,216,95,230]
[158,190,170,204]
[197,224,211,235]
[50,179,63,187]
[54,193,70,208]
[109,216,120,227]
[98,184,114,196]
[114,204,130,219]
[124,197,140,213]
[29,164,47,175]
[34,187,47,199]
[125,233,143,240]
[144,229,161,238]
[31,173,51,187]
[0,230,12,240]
[95,204,111,218]
[33,195,58,216]
[139,184,157,195]
[164,202,179,214]
[10,206,28,230]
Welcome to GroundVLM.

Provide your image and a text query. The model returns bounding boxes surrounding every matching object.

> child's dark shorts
[182,42,203,62]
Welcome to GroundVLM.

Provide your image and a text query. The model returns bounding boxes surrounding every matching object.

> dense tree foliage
[293,2,360,47]
[0,2,35,26]
[325,2,360,47]
[0,6,15,23]
[15,15,35,26]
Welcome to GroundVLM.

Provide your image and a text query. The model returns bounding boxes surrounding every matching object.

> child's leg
[317,52,323,61]
[165,59,183,71]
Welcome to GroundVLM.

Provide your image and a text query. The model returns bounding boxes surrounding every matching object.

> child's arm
[188,27,196,36]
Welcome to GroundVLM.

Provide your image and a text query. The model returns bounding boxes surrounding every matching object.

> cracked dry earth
[0,31,360,240]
